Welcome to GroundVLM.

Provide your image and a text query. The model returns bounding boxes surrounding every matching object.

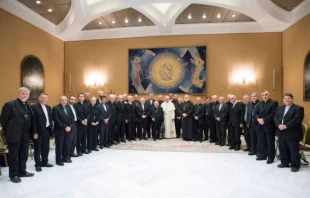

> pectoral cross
[24,114,29,119]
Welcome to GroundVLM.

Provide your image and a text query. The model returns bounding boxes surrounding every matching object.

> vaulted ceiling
[1,0,310,41]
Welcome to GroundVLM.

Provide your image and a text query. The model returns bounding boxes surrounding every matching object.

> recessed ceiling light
[202,14,206,19]
[138,18,142,22]
[112,20,115,24]
[48,8,52,12]
[217,13,221,18]
[36,0,41,4]
[188,14,192,20]
[98,22,102,25]
[125,18,128,23]
[232,14,236,18]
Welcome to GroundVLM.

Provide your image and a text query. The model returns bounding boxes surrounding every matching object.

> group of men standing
[0,88,305,183]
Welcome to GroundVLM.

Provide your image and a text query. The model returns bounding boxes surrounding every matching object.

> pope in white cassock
[161,96,176,138]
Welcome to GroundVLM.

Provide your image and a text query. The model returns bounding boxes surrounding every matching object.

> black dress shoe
[121,139,126,143]
[10,176,21,183]
[266,160,274,164]
[209,140,216,143]
[83,151,90,154]
[143,138,148,140]
[277,163,289,168]
[78,152,83,156]
[234,147,240,151]
[41,163,54,167]
[63,159,72,163]
[93,149,99,151]
[70,154,79,158]
[56,162,64,166]
[132,138,136,141]
[215,142,220,145]
[248,152,256,156]
[226,143,230,146]
[256,157,267,161]
[100,146,103,149]
[19,172,34,177]
[229,146,234,150]
[243,148,250,152]
[204,138,209,141]
[199,140,202,143]
[35,167,42,172]
[104,145,110,148]
[291,167,299,172]
[220,143,225,146]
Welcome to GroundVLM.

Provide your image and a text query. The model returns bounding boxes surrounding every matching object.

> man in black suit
[149,101,164,141]
[193,97,205,142]
[214,96,228,146]
[115,95,126,143]
[175,98,183,138]
[125,95,136,141]
[136,98,149,140]
[106,94,117,145]
[0,87,37,183]
[96,91,104,105]
[274,93,304,172]
[68,96,79,158]
[157,95,164,106]
[247,92,259,156]
[96,96,111,148]
[254,90,278,164]
[242,94,251,152]
[88,97,100,151]
[31,93,53,172]
[225,94,232,146]
[74,94,90,155]
[203,97,214,141]
[210,95,219,143]
[228,95,244,151]
[52,96,74,166]
[145,93,156,138]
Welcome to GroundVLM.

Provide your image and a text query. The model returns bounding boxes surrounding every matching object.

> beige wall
[0,9,64,108]
[283,14,310,123]
[65,33,283,102]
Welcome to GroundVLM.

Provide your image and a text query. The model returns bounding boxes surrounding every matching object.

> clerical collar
[18,98,27,105]
[264,99,270,103]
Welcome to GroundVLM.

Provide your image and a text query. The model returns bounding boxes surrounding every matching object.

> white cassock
[161,101,176,138]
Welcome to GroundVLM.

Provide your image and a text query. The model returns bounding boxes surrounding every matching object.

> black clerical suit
[115,101,126,142]
[247,100,259,154]
[226,101,232,145]
[243,102,251,150]
[125,102,136,141]
[193,103,205,141]
[74,102,89,154]
[96,103,111,147]
[106,101,117,144]
[0,99,37,178]
[88,104,100,151]
[149,106,164,140]
[228,102,244,149]
[182,100,194,140]
[145,99,156,138]
[254,99,278,161]
[274,104,304,168]
[52,104,74,164]
[204,103,215,141]
[68,103,78,157]
[210,101,219,142]
[31,102,53,168]
[214,103,228,145]
[136,103,150,140]
[175,102,183,138]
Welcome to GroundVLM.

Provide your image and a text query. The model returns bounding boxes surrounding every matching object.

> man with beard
[157,95,163,106]
[182,95,194,141]
[1,87,37,183]
[116,95,126,143]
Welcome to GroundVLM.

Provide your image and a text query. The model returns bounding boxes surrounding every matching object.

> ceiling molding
[0,0,309,41]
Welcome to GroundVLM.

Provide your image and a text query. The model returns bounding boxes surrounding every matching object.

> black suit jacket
[204,103,214,120]
[274,104,304,140]
[149,106,164,121]
[0,99,37,142]
[74,102,90,123]
[106,101,116,124]
[31,102,53,136]
[115,102,126,125]
[88,104,99,125]
[125,103,136,122]
[229,102,244,127]
[175,103,183,118]
[193,104,205,124]
[52,104,74,135]
[136,103,150,122]
[214,103,228,125]
[96,103,111,123]
[254,99,279,132]
[145,99,156,107]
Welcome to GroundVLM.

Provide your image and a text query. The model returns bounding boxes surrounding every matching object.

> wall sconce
[85,72,107,88]
[231,69,256,87]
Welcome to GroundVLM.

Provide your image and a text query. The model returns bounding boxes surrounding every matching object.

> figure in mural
[159,62,173,81]
[132,56,142,86]
[190,52,204,89]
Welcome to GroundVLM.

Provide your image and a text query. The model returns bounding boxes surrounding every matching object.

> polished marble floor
[1,145,310,198]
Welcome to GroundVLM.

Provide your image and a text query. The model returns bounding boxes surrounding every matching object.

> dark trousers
[89,125,99,150]
[55,131,71,163]
[108,123,116,143]
[243,124,251,149]
[279,134,300,168]
[125,123,129,139]
[249,121,258,153]
[194,121,204,141]
[229,125,242,147]
[146,118,152,138]
[99,123,109,146]
[175,118,182,138]
[70,122,77,155]
[117,122,125,141]
[152,120,162,139]
[216,123,226,144]
[204,119,214,140]
[208,120,217,141]
[33,128,50,167]
[7,131,30,178]
[127,120,136,140]
[137,119,147,139]
[257,125,275,160]
[76,123,87,153]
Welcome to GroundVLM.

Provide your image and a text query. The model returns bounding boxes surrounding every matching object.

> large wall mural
[128,46,207,94]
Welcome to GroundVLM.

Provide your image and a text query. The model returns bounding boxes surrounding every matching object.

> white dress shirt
[69,104,77,121]
[40,103,50,127]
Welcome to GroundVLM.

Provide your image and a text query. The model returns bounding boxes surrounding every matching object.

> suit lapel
[38,103,47,121]
[284,104,294,118]
[14,99,26,117]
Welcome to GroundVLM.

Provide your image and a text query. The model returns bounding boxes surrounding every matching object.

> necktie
[219,104,222,111]
[63,106,67,115]
[244,104,248,121]
[142,104,144,111]
[103,104,107,111]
